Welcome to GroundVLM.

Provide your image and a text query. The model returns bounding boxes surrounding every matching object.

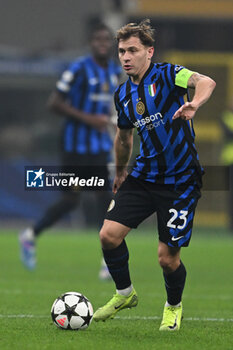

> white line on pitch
[0,315,232,322]
[115,316,233,322]
[2,290,232,302]
[0,315,48,318]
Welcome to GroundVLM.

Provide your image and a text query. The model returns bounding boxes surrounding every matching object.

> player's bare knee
[99,227,118,249]
[99,227,109,244]
[159,256,170,269]
[158,242,180,272]
[158,255,178,273]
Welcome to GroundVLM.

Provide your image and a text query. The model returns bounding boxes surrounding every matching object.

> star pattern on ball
[80,308,93,327]
[77,295,89,307]
[61,303,79,321]
[51,292,93,330]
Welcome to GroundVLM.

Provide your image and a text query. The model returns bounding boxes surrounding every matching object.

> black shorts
[105,175,201,247]
[61,152,110,191]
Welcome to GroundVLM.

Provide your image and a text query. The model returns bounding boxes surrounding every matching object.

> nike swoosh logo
[171,236,184,241]
[124,99,130,108]
[169,315,178,330]
[114,303,124,310]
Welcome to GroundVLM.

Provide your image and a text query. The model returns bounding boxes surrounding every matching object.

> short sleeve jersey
[114,62,202,184]
[57,55,121,155]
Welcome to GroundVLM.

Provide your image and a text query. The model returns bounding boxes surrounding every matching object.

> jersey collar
[129,62,155,86]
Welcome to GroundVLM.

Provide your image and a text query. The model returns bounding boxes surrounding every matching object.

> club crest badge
[136,101,145,115]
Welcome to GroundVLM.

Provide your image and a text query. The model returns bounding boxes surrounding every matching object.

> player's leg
[93,219,138,321]
[158,242,186,304]
[19,191,80,269]
[19,151,82,270]
[100,219,131,283]
[34,191,80,236]
[32,152,83,237]
[93,176,155,321]
[90,157,113,280]
[158,242,185,331]
[156,182,201,330]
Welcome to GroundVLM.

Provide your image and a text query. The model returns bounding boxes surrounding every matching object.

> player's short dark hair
[89,22,113,40]
[116,19,155,47]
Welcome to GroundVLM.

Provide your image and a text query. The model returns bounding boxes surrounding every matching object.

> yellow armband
[175,68,194,89]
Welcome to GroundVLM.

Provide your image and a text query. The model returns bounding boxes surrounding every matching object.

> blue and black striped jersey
[56,55,121,155]
[115,62,202,184]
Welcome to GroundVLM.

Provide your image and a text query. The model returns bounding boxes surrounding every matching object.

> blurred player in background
[19,23,121,278]
[221,98,233,232]
[93,19,216,330]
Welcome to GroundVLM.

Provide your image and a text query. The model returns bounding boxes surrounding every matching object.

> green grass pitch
[0,229,232,350]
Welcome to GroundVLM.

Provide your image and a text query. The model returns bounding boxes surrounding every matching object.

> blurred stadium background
[1,0,233,230]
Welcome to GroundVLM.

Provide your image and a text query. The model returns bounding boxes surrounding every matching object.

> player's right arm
[47,91,108,131]
[47,62,108,131]
[113,127,134,193]
[172,70,216,121]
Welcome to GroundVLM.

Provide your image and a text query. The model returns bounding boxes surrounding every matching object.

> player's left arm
[173,72,216,120]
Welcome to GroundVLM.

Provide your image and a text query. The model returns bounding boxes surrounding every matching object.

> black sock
[34,194,79,236]
[102,240,131,290]
[163,261,187,305]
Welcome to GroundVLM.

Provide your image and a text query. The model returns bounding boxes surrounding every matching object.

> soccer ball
[51,291,93,330]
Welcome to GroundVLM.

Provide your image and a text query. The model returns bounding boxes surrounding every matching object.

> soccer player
[19,23,121,277]
[93,19,216,330]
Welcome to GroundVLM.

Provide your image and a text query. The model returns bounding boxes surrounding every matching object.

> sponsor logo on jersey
[145,120,165,130]
[133,113,164,128]
[90,93,112,102]
[133,112,165,131]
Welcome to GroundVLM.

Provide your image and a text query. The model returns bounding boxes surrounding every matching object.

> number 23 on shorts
[167,209,188,230]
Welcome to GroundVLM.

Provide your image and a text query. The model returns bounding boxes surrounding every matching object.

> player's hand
[172,102,198,120]
[112,171,128,194]
[86,114,109,131]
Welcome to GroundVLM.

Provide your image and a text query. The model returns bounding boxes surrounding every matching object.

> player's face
[118,36,154,82]
[91,30,113,60]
